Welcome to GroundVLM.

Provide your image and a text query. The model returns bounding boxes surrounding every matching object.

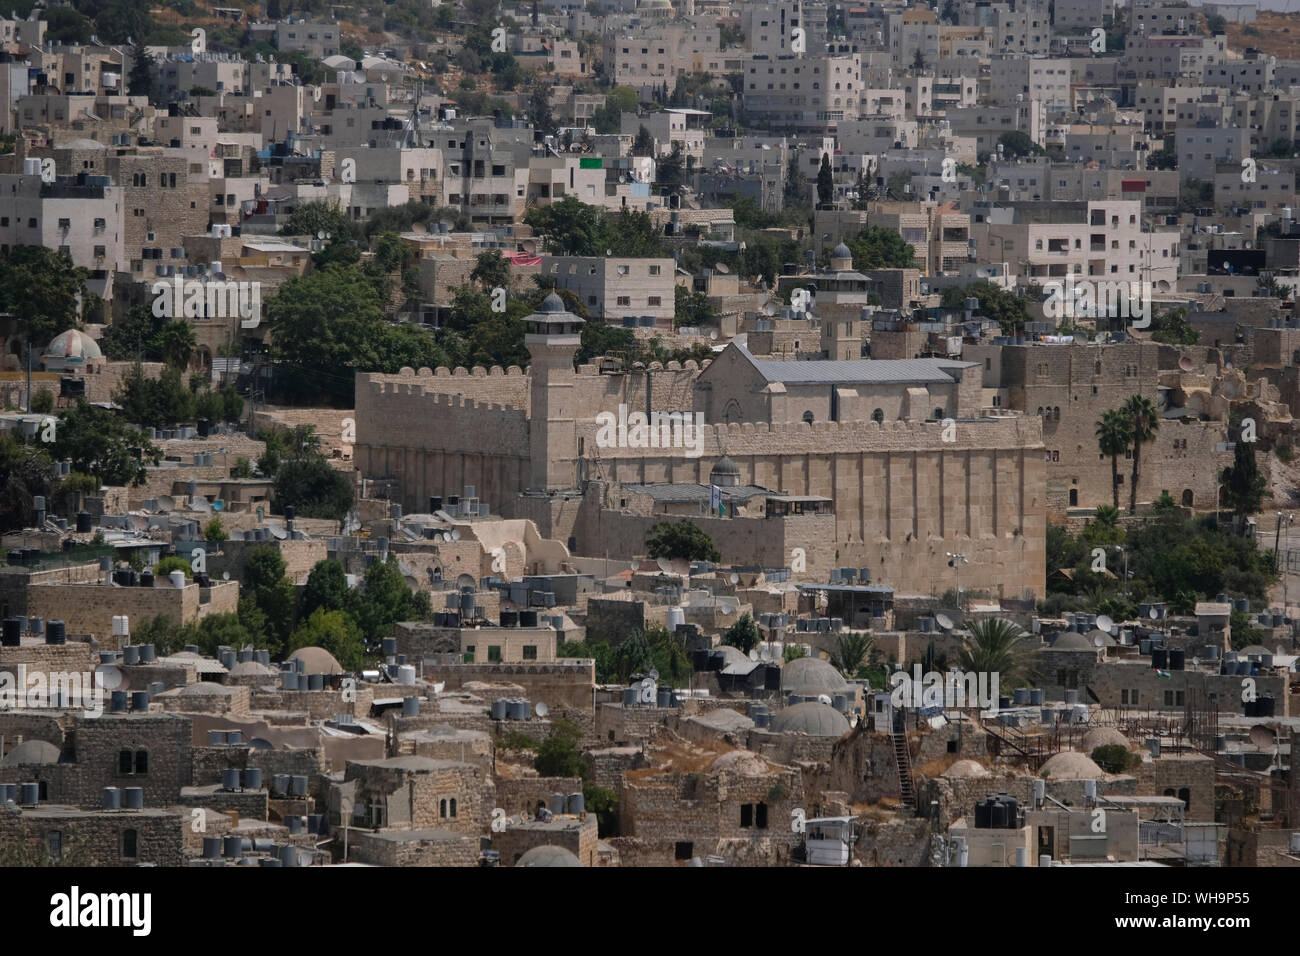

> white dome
[44,329,102,360]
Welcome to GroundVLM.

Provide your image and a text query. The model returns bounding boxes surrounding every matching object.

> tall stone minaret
[525,292,584,491]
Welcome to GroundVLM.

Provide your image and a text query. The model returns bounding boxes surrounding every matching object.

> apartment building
[742,52,862,134]
[1176,124,1250,181]
[989,56,1072,111]
[621,108,711,161]
[541,256,675,326]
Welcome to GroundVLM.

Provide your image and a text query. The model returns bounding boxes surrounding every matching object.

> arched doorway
[1181,489,1194,508]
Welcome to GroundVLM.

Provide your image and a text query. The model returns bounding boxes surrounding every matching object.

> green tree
[348,555,430,647]
[470,250,512,292]
[274,457,354,523]
[816,152,834,207]
[522,196,608,256]
[644,520,721,562]
[940,281,1029,335]
[1221,435,1266,518]
[1091,744,1138,773]
[127,39,154,98]
[605,208,665,257]
[114,364,196,428]
[534,719,585,777]
[1150,306,1199,345]
[1122,395,1159,513]
[29,389,54,414]
[674,285,717,328]
[722,612,759,654]
[302,558,349,617]
[0,435,58,532]
[243,545,296,654]
[831,632,873,677]
[154,555,192,579]
[52,400,160,486]
[998,130,1044,159]
[203,516,228,542]
[1096,409,1132,511]
[784,154,804,206]
[287,608,367,672]
[957,618,1034,686]
[631,124,655,157]
[280,199,359,241]
[0,246,90,350]
[846,226,916,270]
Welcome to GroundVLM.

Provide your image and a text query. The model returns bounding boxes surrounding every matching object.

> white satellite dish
[1093,633,1106,648]
[1148,607,1159,620]
[657,557,673,573]
[935,612,954,631]
[450,530,461,541]
[648,669,659,681]
[317,230,326,240]
[1096,614,1114,634]
[729,572,739,585]
[534,701,548,718]
[720,605,734,615]
[817,694,832,706]
[748,649,759,662]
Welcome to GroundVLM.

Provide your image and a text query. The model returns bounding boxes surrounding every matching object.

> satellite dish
[709,330,718,340]
[1178,355,1194,372]
[1249,725,1276,748]
[317,230,326,240]
[817,694,832,706]
[647,669,659,681]
[534,701,549,718]
[715,262,730,274]
[729,572,739,585]
[222,572,230,581]
[1096,614,1114,634]
[935,613,954,631]
[450,530,461,541]
[749,649,759,661]
[1093,633,1106,648]
[656,557,673,573]
[720,605,734,615]
[1149,607,1159,620]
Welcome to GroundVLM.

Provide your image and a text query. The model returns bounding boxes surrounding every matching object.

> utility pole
[947,552,968,607]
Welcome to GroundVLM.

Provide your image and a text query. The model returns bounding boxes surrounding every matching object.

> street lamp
[947,552,968,607]
[1111,544,1129,600]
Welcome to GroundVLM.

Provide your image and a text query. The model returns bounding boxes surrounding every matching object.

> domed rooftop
[286,646,343,675]
[1,739,61,766]
[540,291,566,313]
[781,656,849,695]
[943,759,991,779]
[43,329,102,360]
[227,660,276,677]
[1082,727,1132,752]
[1239,644,1273,656]
[515,845,582,867]
[832,242,852,260]
[1039,751,1104,780]
[710,457,742,488]
[690,708,754,733]
[1050,631,1094,651]
[710,748,775,775]
[177,682,234,696]
[769,700,850,737]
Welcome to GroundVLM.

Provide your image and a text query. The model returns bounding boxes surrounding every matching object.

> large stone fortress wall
[355,363,1047,599]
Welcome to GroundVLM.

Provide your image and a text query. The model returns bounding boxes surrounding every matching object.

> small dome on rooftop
[943,759,990,779]
[1039,751,1104,780]
[286,646,343,675]
[44,329,102,360]
[781,656,849,695]
[540,292,566,313]
[1082,727,1133,751]
[516,845,582,867]
[1,739,61,766]
[769,701,850,737]
[832,242,852,260]
[1050,631,1094,651]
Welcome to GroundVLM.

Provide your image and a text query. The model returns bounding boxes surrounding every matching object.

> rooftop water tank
[122,787,144,809]
[101,787,121,810]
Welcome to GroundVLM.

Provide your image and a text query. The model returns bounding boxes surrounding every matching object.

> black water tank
[45,620,65,645]
[519,610,538,627]
[1152,647,1168,670]
[285,505,295,521]
[196,418,211,437]
[430,496,442,512]
[75,511,92,533]
[1259,695,1276,717]
[692,649,710,672]
[1243,699,1258,717]
[1169,648,1185,670]
[999,795,1019,827]
[139,571,155,588]
[1,618,20,646]
[499,610,518,627]
[6,550,20,566]
[990,799,1008,828]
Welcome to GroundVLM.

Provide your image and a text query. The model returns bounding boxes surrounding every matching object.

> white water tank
[22,158,40,175]
[169,570,186,589]
[666,607,685,631]
[112,615,130,637]
[396,665,416,685]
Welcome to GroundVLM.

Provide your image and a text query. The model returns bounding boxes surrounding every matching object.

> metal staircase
[893,730,916,812]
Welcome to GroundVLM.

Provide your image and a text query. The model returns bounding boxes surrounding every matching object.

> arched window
[1037,407,1044,417]
[871,408,884,423]
[934,408,945,420]
[1053,407,1061,420]
[802,411,814,424]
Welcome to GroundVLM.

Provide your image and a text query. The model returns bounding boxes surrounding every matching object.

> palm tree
[1096,409,1131,510]
[156,319,196,370]
[1122,394,1159,513]
[831,632,874,678]
[956,617,1034,687]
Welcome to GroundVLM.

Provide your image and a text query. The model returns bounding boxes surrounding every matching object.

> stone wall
[1135,753,1216,821]
[345,828,482,866]
[417,661,595,711]
[491,816,599,866]
[26,580,240,643]
[0,805,184,866]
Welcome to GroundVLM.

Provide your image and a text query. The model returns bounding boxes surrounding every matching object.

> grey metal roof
[734,343,974,385]
[622,483,770,503]
[797,583,894,595]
